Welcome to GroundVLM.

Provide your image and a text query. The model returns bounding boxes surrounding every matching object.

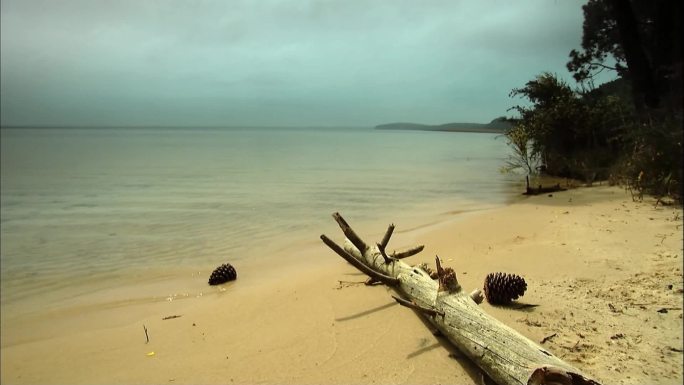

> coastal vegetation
[504,0,682,203]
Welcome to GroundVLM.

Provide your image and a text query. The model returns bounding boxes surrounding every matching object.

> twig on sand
[540,333,557,344]
[162,315,182,320]
[335,280,367,289]
[143,324,149,344]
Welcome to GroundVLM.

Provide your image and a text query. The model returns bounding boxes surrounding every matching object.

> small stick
[321,234,399,286]
[143,324,149,344]
[335,280,368,290]
[376,242,393,264]
[380,224,395,249]
[391,245,424,259]
[332,213,368,253]
[540,333,557,344]
[162,315,182,320]
[435,255,446,292]
[469,289,484,305]
[571,340,580,351]
[392,295,445,318]
[364,277,382,286]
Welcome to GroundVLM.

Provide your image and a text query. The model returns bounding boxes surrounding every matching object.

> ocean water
[1,127,520,313]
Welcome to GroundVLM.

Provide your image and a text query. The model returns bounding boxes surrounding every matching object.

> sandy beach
[1,185,682,385]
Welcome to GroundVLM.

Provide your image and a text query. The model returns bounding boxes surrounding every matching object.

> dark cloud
[0,0,616,127]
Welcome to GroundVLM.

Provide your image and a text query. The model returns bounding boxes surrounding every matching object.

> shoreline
[2,185,682,384]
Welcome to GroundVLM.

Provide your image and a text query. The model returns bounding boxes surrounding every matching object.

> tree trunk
[608,0,659,109]
[321,213,601,385]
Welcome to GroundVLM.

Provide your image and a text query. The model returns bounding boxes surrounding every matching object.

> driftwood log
[321,212,601,385]
[524,175,567,196]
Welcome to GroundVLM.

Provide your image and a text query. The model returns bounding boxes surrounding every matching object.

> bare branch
[376,242,393,264]
[320,235,399,286]
[435,255,444,275]
[380,223,395,249]
[332,212,368,253]
[391,245,424,259]
[589,61,618,71]
[392,295,444,318]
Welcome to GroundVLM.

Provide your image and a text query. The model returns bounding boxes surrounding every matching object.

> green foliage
[501,122,538,175]
[567,0,627,82]
[567,0,682,111]
[504,0,682,203]
[610,116,683,202]
[506,72,624,181]
[506,71,682,202]
[567,0,680,85]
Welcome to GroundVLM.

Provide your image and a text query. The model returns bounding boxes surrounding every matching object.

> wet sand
[1,185,682,384]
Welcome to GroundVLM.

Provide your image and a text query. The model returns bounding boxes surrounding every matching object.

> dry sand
[1,185,682,384]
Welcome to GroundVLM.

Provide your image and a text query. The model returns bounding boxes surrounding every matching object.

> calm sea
[1,127,520,314]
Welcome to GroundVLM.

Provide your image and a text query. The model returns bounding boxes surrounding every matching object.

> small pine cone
[208,263,237,285]
[440,267,460,292]
[484,272,526,304]
[418,263,439,280]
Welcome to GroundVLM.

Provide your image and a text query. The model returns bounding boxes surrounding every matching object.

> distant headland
[375,117,511,134]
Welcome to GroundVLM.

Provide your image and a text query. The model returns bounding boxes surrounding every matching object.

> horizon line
[0,124,376,130]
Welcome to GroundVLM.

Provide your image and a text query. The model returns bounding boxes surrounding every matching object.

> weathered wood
[524,175,567,196]
[320,234,399,286]
[321,212,601,385]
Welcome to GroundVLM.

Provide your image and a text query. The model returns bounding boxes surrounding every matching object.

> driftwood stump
[524,175,567,195]
[321,212,601,385]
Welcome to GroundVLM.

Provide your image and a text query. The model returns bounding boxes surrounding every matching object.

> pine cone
[418,263,439,280]
[484,272,526,304]
[440,267,460,292]
[208,263,237,285]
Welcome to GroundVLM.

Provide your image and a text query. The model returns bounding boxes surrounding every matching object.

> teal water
[1,127,520,307]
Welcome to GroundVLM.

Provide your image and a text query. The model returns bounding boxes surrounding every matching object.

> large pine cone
[484,272,526,304]
[208,263,237,285]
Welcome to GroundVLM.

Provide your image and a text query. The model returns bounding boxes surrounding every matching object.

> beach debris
[540,333,557,344]
[334,280,367,290]
[143,324,149,343]
[610,333,625,340]
[321,212,604,385]
[518,317,543,327]
[656,307,681,313]
[208,263,237,285]
[436,256,460,293]
[483,272,527,304]
[162,315,182,320]
[364,277,382,286]
[146,351,155,357]
[523,175,567,196]
[392,295,445,318]
[469,289,485,304]
[416,262,439,279]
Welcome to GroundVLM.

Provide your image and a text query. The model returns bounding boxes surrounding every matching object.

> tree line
[504,0,682,203]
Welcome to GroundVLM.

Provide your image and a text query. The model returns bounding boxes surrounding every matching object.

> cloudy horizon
[0,0,617,128]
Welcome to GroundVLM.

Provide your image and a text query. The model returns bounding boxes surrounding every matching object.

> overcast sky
[0,0,616,127]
